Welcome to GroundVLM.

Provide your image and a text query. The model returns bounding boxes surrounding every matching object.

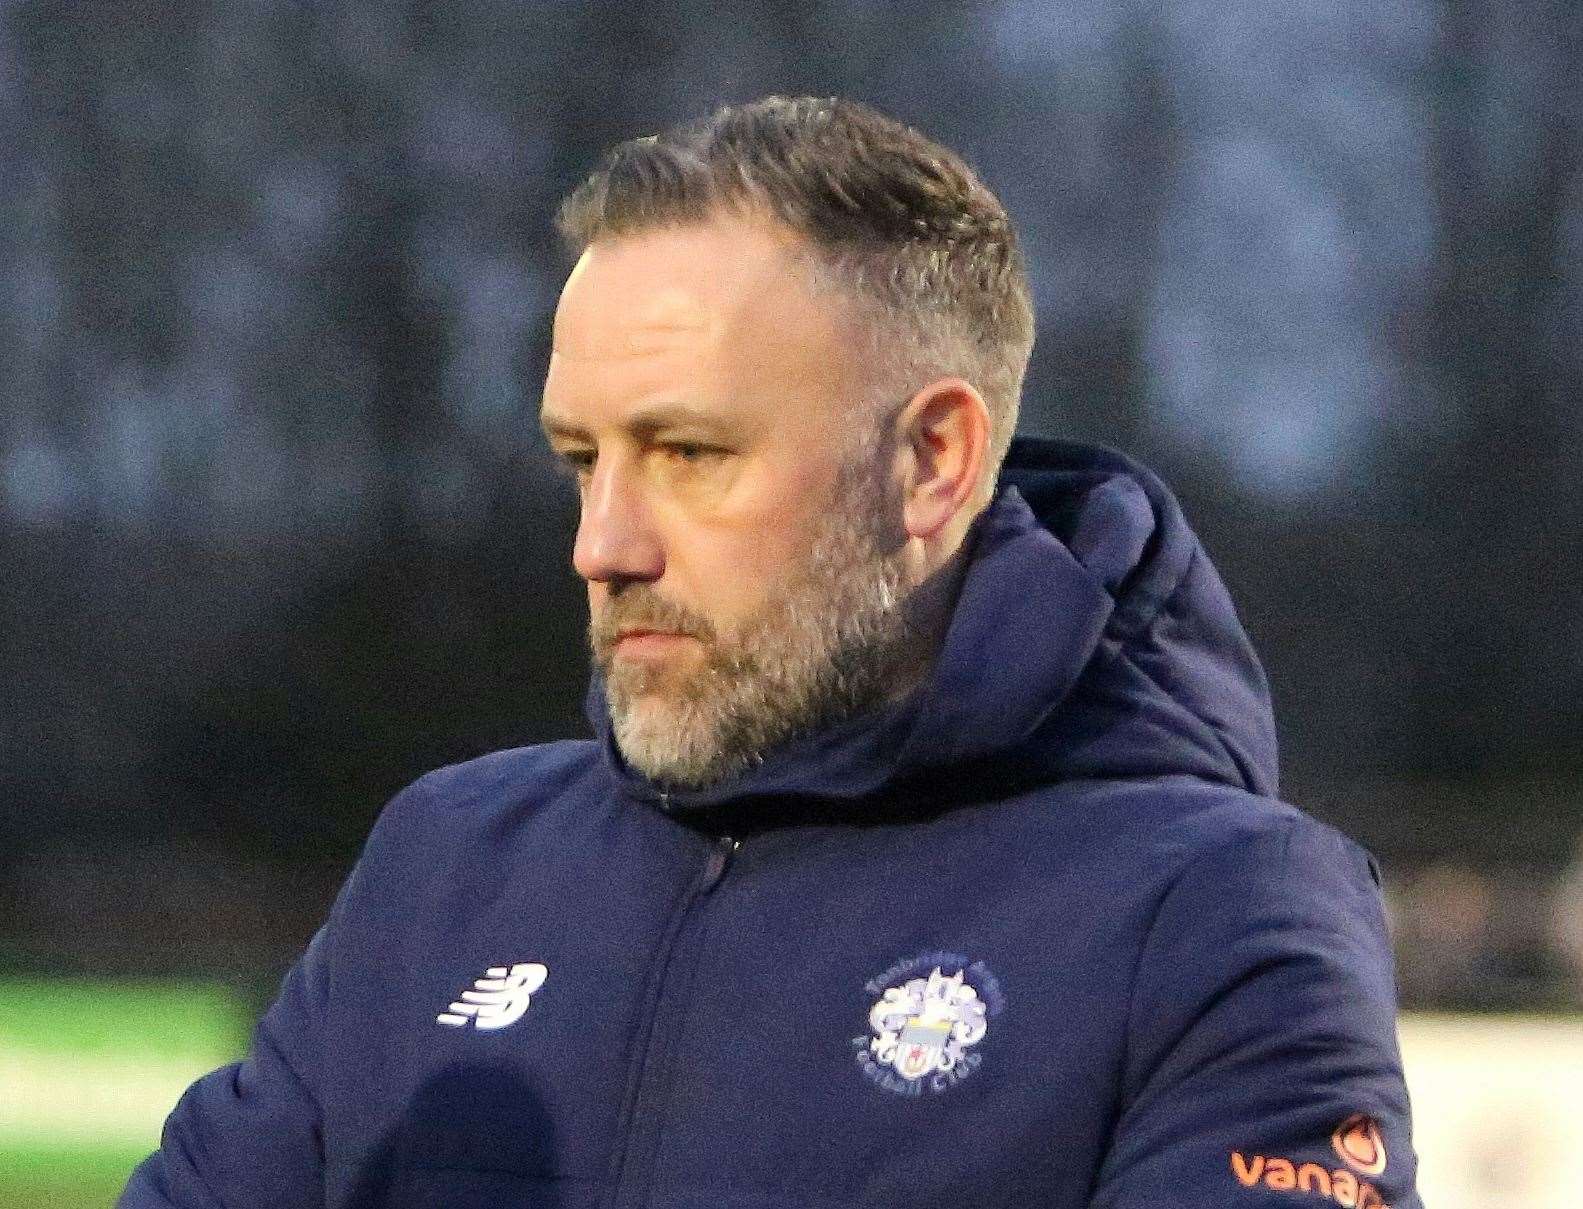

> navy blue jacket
[121,440,1421,1208]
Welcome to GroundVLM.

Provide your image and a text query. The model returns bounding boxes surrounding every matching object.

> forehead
[551,218,797,354]
[543,216,865,431]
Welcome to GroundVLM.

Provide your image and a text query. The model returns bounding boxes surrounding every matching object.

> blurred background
[1,1,1579,1205]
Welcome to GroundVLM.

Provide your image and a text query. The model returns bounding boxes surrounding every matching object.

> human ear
[896,377,990,541]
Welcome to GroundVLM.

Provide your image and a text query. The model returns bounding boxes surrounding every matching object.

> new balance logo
[436,962,548,1031]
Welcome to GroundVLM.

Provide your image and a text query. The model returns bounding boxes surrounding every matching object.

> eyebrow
[540,403,733,443]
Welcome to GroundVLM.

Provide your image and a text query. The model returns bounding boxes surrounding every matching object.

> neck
[887,518,978,702]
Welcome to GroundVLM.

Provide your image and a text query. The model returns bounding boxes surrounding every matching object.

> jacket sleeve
[1088,813,1423,1209]
[113,766,435,1209]
[116,914,336,1209]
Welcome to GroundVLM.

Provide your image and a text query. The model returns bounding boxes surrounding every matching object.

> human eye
[659,441,726,467]
[553,447,596,480]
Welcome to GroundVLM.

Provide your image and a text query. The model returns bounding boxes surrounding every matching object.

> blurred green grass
[0,980,249,1209]
[0,1146,157,1209]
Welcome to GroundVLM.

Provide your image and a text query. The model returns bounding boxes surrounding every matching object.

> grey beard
[593,504,918,791]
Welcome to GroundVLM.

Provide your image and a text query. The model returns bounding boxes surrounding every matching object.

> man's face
[540,215,914,788]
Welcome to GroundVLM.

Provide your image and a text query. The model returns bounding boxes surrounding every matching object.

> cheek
[672,524,809,626]
[662,455,848,621]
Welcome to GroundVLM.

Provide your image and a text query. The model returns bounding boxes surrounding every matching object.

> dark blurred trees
[1395,0,1583,778]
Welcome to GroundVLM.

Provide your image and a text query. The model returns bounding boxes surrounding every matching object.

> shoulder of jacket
[412,740,600,809]
[1178,792,1376,890]
[363,740,602,847]
[1126,784,1384,942]
[329,740,603,918]
[1045,777,1380,906]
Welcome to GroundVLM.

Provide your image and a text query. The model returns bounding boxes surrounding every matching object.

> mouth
[613,628,698,657]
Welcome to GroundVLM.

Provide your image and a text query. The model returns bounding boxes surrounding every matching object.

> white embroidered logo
[853,953,1005,1097]
[436,962,548,1030]
[867,966,988,1080]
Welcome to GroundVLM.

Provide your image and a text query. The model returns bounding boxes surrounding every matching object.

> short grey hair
[556,96,1036,499]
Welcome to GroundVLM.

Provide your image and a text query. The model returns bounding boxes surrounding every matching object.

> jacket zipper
[700,832,737,891]
[606,833,738,1209]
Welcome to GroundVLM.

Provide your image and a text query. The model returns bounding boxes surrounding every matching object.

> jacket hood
[587,438,1278,823]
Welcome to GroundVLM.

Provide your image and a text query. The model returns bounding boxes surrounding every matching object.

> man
[122,97,1421,1208]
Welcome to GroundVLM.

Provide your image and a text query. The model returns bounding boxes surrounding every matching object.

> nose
[571,453,664,585]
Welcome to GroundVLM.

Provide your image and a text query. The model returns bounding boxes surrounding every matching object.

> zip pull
[700,835,738,893]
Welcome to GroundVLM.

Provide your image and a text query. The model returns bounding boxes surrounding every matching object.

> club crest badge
[853,951,1006,1097]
